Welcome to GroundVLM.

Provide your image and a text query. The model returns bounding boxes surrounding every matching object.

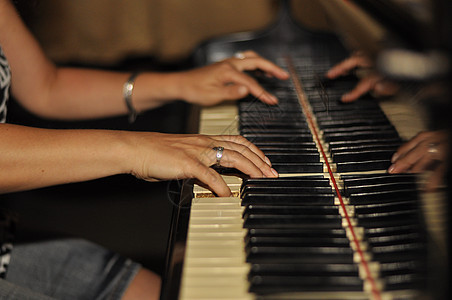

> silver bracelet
[123,72,141,123]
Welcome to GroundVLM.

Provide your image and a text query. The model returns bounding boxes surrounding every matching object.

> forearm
[0,124,133,193]
[15,68,184,121]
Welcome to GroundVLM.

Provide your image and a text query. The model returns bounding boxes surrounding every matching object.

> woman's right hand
[325,51,399,102]
[388,130,448,191]
[127,132,278,197]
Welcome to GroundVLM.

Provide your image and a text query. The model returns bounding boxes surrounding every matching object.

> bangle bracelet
[123,72,141,123]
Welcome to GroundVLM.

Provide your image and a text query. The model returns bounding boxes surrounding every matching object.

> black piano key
[341,173,417,187]
[330,143,400,153]
[240,121,308,128]
[354,200,418,214]
[383,274,426,291]
[344,182,418,196]
[336,159,392,172]
[272,162,324,173]
[243,133,314,143]
[332,150,394,163]
[246,246,354,264]
[240,128,310,135]
[323,130,400,143]
[328,138,402,150]
[240,122,308,128]
[239,114,303,123]
[370,243,426,262]
[261,147,319,154]
[318,118,392,129]
[254,141,316,148]
[356,210,421,227]
[311,101,381,113]
[315,110,386,120]
[246,236,350,248]
[367,233,425,247]
[379,261,426,277]
[247,228,348,239]
[265,152,320,163]
[242,193,335,206]
[241,178,330,193]
[241,186,332,197]
[248,275,363,294]
[322,125,395,134]
[243,214,342,228]
[364,224,423,238]
[249,263,359,277]
[239,105,302,113]
[348,189,419,204]
[243,204,339,215]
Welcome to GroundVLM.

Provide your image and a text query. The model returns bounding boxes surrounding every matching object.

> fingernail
[271,168,279,177]
[387,165,395,173]
[264,156,272,166]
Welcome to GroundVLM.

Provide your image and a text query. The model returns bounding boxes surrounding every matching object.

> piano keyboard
[175,52,437,300]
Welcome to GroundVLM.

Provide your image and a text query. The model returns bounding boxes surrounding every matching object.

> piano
[161,1,450,299]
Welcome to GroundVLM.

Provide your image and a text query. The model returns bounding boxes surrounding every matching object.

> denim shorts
[1,238,141,300]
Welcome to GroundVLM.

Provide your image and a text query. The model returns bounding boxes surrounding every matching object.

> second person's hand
[325,51,399,102]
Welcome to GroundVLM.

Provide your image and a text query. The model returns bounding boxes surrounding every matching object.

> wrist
[132,72,184,111]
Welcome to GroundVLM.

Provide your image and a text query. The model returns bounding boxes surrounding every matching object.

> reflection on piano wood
[162,1,448,299]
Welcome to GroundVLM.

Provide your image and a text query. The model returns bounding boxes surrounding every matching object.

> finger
[326,55,372,79]
[232,57,290,80]
[221,68,278,104]
[374,80,400,97]
[341,74,381,102]
[210,138,277,178]
[220,84,249,100]
[388,145,426,173]
[189,160,232,197]
[410,154,435,173]
[214,148,277,179]
[212,135,268,164]
[391,132,431,162]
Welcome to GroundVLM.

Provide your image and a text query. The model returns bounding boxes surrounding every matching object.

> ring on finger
[428,143,439,156]
[213,146,224,166]
[234,52,246,59]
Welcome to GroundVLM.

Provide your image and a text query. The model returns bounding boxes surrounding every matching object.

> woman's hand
[388,131,448,191]
[326,51,399,102]
[128,132,278,196]
[178,50,289,106]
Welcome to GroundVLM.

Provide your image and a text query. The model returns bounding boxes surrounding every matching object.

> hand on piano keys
[389,130,448,192]
[128,132,277,197]
[176,50,289,106]
[325,51,399,103]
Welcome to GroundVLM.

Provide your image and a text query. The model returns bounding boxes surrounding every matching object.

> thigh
[5,238,141,300]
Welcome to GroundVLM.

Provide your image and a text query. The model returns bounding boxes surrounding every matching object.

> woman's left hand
[178,50,289,106]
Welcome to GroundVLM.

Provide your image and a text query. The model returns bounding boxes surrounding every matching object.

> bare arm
[0,123,277,196]
[0,0,288,121]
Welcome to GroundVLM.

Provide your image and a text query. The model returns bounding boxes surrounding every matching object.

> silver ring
[234,52,245,59]
[428,143,438,155]
[213,146,224,166]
